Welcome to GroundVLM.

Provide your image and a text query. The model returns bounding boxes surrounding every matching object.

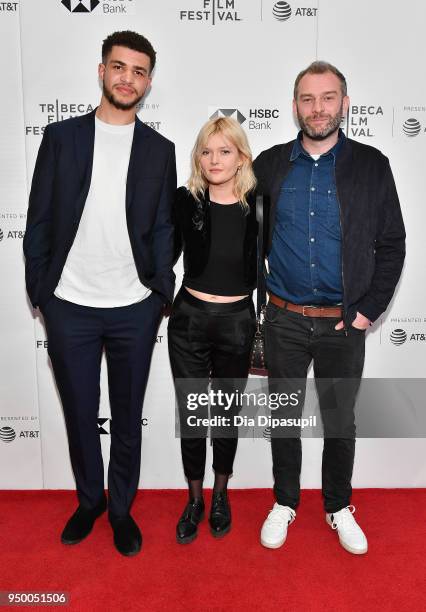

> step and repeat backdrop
[1,0,425,490]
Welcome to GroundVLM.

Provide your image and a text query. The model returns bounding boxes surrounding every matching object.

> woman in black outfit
[168,116,258,544]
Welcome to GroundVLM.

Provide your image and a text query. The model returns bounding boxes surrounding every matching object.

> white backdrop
[0,0,425,490]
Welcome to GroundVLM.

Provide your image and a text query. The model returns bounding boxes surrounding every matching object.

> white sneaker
[326,505,368,555]
[260,503,296,549]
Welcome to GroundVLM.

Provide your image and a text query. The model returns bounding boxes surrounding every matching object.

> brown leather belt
[268,292,342,318]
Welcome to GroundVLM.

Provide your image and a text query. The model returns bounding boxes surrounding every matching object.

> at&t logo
[390,329,426,345]
[390,329,407,346]
[0,228,25,242]
[0,426,16,443]
[273,1,291,20]
[272,1,317,20]
[402,118,421,137]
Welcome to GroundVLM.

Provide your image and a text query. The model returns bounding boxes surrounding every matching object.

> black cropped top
[184,201,250,296]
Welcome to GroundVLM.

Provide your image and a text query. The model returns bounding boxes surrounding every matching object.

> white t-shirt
[55,116,150,307]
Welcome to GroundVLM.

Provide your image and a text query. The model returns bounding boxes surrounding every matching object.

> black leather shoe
[110,515,142,557]
[61,498,107,545]
[176,498,205,544]
[209,491,231,538]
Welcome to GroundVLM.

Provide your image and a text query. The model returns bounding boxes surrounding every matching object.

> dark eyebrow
[110,60,148,73]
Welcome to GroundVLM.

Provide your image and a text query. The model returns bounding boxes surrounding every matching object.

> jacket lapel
[335,137,355,221]
[126,116,152,210]
[73,110,96,218]
[267,142,294,251]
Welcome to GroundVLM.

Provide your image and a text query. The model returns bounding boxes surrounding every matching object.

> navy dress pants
[41,292,164,518]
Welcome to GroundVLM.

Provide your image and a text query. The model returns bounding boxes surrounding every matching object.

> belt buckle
[302,304,320,317]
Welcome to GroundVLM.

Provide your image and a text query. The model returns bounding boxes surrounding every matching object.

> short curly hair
[102,31,156,73]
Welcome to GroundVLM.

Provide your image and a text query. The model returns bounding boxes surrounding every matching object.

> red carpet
[0,489,424,611]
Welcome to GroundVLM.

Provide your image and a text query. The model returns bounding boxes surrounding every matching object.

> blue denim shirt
[267,131,344,305]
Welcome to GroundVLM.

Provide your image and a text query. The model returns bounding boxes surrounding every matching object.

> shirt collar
[290,128,345,162]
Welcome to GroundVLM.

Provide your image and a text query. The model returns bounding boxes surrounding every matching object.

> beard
[297,104,344,140]
[102,81,143,111]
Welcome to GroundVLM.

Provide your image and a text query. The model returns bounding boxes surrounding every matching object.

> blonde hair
[188,117,256,210]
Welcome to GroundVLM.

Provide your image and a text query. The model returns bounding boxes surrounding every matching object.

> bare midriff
[185,287,249,303]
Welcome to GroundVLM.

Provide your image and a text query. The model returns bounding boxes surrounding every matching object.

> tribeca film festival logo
[97,418,148,434]
[26,101,95,137]
[209,107,280,131]
[179,0,243,24]
[344,105,384,139]
[26,101,161,136]
[60,0,135,15]
[271,1,317,21]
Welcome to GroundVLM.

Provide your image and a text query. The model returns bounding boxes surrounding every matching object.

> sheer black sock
[213,472,229,494]
[188,479,203,502]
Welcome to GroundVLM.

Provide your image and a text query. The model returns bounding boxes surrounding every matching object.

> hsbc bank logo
[210,108,246,124]
[209,106,281,131]
[61,0,99,12]
[60,0,135,15]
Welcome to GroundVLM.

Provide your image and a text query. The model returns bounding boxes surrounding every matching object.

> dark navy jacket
[24,109,176,308]
[253,136,406,324]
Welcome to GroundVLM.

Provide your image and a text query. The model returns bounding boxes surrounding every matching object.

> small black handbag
[249,195,268,376]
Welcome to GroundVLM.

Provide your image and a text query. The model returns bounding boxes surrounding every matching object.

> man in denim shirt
[254,62,405,554]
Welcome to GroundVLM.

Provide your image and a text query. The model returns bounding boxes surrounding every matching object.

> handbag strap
[256,194,267,317]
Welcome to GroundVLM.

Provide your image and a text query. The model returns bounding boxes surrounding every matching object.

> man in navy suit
[24,31,176,556]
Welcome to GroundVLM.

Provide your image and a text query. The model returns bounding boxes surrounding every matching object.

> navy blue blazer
[24,109,176,308]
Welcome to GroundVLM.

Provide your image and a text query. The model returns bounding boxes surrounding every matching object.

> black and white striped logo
[402,118,421,137]
[273,1,292,21]
[390,329,407,346]
[0,427,16,443]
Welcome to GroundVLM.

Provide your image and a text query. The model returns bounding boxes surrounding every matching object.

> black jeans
[265,303,365,513]
[168,288,256,480]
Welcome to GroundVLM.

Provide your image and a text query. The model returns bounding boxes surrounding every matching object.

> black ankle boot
[209,491,231,537]
[176,498,205,544]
